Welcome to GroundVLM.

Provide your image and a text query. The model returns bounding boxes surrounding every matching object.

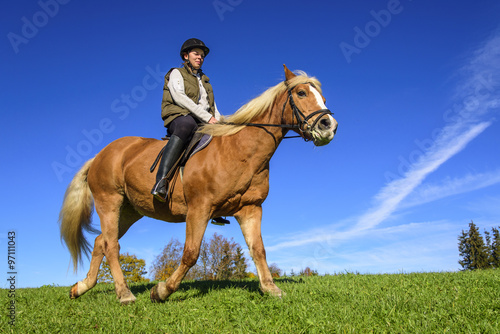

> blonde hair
[199,72,321,137]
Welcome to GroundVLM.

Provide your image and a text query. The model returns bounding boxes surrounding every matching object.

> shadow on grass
[128,277,305,300]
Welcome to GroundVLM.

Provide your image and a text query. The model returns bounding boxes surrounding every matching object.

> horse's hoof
[270,289,285,298]
[120,292,136,305]
[261,284,285,298]
[150,284,165,303]
[69,283,79,299]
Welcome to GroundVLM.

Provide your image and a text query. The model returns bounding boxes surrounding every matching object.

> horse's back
[88,136,163,193]
[100,136,162,155]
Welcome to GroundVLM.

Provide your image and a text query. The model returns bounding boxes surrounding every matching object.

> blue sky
[1,0,500,288]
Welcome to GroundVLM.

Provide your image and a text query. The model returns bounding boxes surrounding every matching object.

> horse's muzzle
[311,115,338,146]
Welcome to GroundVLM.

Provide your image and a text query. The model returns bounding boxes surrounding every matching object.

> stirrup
[151,177,168,202]
[211,217,230,226]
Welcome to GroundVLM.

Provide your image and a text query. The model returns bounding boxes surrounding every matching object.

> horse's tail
[59,158,98,272]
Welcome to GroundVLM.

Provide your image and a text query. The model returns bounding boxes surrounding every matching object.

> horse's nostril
[319,118,331,130]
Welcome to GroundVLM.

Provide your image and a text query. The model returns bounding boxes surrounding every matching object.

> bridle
[282,83,333,139]
[222,82,334,141]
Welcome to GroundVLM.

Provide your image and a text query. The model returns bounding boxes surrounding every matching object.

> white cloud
[271,220,460,274]
[362,120,491,224]
[403,170,500,208]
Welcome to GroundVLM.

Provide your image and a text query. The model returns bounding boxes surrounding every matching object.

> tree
[487,227,500,268]
[458,221,491,270]
[269,263,282,278]
[207,233,238,280]
[233,246,249,279]
[98,252,148,284]
[299,267,319,277]
[187,238,210,281]
[150,238,183,281]
[150,233,250,281]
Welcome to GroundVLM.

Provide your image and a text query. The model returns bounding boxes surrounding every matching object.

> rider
[151,38,221,202]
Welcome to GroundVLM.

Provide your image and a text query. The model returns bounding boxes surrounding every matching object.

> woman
[151,38,222,202]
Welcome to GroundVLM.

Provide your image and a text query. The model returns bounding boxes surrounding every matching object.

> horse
[59,65,338,304]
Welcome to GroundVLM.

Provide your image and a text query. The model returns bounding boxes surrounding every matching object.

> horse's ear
[283,64,296,82]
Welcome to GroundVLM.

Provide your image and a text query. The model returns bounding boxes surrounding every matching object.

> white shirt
[167,69,221,123]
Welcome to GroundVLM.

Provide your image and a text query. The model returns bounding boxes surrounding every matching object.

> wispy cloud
[358,121,491,229]
[271,219,460,274]
[403,169,500,208]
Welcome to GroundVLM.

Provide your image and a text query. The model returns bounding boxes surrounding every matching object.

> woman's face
[184,48,205,69]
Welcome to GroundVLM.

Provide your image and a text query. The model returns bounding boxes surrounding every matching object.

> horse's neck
[228,99,287,164]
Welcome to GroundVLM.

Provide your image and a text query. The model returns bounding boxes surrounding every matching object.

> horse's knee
[181,247,199,268]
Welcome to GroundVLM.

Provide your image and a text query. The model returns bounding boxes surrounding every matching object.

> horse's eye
[297,90,307,97]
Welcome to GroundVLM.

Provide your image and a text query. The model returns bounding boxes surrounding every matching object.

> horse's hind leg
[69,199,142,303]
[69,234,105,299]
[94,196,138,304]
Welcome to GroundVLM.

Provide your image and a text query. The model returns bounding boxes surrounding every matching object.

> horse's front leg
[150,209,209,302]
[235,205,283,297]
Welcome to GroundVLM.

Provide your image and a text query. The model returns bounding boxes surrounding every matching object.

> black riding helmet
[180,38,210,60]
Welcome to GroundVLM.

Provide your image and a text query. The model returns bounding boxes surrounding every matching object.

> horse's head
[283,65,338,146]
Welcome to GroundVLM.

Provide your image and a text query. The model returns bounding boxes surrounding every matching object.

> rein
[221,83,334,141]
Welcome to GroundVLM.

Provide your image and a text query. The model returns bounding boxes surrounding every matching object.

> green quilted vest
[161,64,216,126]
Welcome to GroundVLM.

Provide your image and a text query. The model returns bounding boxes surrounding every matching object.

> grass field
[2,269,499,333]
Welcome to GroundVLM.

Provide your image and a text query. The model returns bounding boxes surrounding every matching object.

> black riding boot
[151,135,185,202]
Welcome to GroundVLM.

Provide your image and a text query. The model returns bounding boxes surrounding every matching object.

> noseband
[224,82,334,141]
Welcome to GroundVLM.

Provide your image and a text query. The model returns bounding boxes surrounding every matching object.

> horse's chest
[229,168,270,207]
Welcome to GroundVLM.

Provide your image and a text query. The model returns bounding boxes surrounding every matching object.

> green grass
[2,270,499,333]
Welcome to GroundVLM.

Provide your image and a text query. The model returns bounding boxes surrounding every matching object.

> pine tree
[490,227,500,268]
[458,221,490,270]
[233,246,248,279]
[485,229,493,267]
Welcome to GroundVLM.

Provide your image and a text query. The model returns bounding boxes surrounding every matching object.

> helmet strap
[183,57,201,74]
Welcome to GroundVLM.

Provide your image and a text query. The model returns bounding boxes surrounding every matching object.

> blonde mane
[199,72,322,137]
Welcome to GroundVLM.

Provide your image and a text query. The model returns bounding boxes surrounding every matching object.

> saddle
[149,132,212,175]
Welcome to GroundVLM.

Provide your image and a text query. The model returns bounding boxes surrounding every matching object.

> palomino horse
[59,65,338,304]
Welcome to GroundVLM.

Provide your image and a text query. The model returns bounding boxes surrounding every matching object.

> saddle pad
[179,133,212,183]
[188,133,212,160]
